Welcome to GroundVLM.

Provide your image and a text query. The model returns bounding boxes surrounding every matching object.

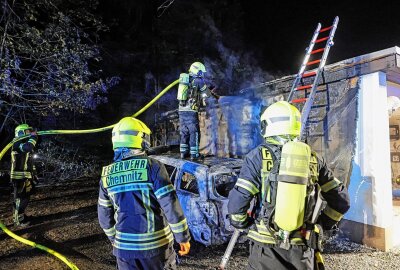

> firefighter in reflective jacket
[177,61,215,160]
[228,101,350,270]
[98,117,191,270]
[11,124,38,226]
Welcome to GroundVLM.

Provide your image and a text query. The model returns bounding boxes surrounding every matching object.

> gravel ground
[0,178,399,270]
[178,238,400,270]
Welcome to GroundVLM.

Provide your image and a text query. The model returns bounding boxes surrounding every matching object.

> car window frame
[176,169,201,197]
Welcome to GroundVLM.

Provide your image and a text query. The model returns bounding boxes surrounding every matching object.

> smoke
[140,4,276,121]
[200,14,274,95]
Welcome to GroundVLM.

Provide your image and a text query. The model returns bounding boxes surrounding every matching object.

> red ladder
[287,16,339,140]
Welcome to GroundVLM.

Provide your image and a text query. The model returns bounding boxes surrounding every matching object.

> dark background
[95,0,400,125]
[2,0,400,169]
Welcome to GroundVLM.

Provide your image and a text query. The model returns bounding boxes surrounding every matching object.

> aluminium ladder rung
[300,16,339,142]
[306,59,321,66]
[287,15,339,120]
[295,84,312,91]
[286,22,322,102]
[292,98,307,103]
[302,71,316,78]
[311,48,325,55]
[319,26,333,33]
[291,88,329,103]
[315,36,329,43]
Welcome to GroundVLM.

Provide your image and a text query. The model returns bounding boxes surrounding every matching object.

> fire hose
[0,79,179,270]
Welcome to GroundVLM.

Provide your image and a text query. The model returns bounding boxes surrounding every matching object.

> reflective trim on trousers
[11,171,32,179]
[180,144,189,153]
[190,146,199,155]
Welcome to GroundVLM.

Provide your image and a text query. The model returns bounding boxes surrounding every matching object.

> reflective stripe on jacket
[98,154,190,259]
[10,135,38,180]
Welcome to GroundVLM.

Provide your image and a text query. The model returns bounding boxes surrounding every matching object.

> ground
[0,178,399,270]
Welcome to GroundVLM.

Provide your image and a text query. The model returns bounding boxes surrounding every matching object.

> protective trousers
[178,111,200,158]
[247,242,314,270]
[12,178,33,224]
[116,245,177,270]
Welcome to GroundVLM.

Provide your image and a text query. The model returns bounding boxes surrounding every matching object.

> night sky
[2,0,399,139]
[88,0,400,125]
[99,0,400,80]
[239,0,400,74]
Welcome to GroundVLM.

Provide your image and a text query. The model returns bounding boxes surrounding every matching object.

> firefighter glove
[178,242,191,256]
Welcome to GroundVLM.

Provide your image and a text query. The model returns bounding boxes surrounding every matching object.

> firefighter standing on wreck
[228,101,350,270]
[10,123,38,226]
[177,62,217,160]
[97,117,191,270]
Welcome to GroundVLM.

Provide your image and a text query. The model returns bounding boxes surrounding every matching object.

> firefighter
[98,117,191,270]
[228,101,350,270]
[177,61,215,160]
[11,123,38,226]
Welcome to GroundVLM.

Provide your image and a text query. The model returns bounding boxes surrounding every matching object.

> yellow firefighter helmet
[112,117,151,150]
[260,101,301,138]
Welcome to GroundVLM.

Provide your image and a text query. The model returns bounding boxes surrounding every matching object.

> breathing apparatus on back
[177,62,207,101]
[260,101,314,249]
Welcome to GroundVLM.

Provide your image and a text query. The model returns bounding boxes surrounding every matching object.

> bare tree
[0,0,119,132]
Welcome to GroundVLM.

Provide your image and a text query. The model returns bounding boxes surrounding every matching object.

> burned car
[150,153,243,246]
[150,97,261,246]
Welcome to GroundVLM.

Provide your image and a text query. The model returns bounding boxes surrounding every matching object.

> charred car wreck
[150,153,242,246]
[150,96,261,245]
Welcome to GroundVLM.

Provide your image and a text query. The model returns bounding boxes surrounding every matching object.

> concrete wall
[343,72,395,251]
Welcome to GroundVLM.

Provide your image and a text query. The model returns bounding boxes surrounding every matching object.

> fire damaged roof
[238,46,400,97]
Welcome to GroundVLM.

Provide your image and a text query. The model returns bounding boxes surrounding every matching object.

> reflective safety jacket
[10,135,38,180]
[228,143,350,246]
[98,154,190,259]
[178,76,211,112]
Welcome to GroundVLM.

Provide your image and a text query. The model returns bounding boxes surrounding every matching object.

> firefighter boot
[13,211,30,227]
[13,199,30,227]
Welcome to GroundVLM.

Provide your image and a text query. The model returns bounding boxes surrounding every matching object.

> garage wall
[346,71,392,227]
[343,71,394,250]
